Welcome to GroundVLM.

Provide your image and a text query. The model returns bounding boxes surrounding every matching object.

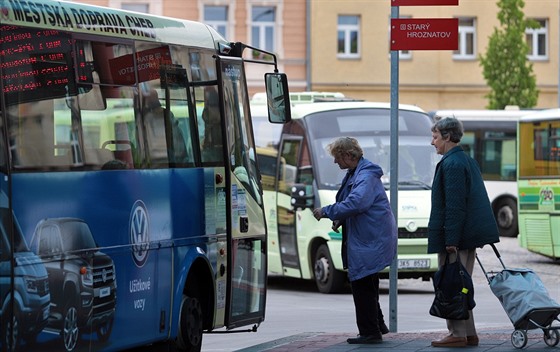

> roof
[3,0,226,49]
[518,108,560,122]
[288,101,426,120]
[251,91,346,105]
[430,109,531,122]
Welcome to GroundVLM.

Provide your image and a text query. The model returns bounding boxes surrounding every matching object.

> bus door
[275,136,304,276]
[216,57,267,329]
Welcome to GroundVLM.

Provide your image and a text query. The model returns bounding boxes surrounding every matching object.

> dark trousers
[350,273,384,336]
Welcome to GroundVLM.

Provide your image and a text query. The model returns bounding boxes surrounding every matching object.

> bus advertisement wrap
[0,0,291,351]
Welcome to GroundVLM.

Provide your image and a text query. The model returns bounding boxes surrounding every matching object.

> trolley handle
[490,243,501,259]
[487,243,506,269]
[476,243,507,284]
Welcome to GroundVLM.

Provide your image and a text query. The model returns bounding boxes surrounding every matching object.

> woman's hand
[312,208,323,220]
[445,245,458,253]
[332,220,341,233]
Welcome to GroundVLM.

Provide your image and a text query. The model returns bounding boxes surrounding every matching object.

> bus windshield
[305,108,438,189]
[519,117,560,177]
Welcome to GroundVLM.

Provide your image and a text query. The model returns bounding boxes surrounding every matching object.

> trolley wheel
[543,329,560,347]
[511,330,528,349]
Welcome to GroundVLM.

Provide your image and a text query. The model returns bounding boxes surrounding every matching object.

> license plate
[100,287,110,298]
[398,259,430,269]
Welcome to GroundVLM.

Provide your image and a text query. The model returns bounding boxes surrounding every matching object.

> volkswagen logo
[130,200,149,268]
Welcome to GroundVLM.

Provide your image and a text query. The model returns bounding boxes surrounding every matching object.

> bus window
[479,132,516,181]
[141,87,193,168]
[142,88,169,165]
[222,64,262,204]
[256,147,279,191]
[201,87,224,164]
[10,100,61,168]
[277,138,301,268]
[461,132,475,158]
[136,43,197,168]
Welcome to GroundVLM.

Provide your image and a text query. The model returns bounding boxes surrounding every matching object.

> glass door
[216,56,267,329]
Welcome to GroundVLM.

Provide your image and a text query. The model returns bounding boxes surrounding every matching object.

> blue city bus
[0,1,290,351]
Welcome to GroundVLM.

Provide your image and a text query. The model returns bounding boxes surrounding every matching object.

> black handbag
[429,253,475,320]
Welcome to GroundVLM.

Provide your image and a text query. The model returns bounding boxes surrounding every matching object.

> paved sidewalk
[237,328,560,351]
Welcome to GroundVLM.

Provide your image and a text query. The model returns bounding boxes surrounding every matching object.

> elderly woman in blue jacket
[429,117,500,348]
[313,137,397,345]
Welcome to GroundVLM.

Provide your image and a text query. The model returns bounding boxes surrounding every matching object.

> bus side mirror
[264,73,291,124]
[291,184,313,210]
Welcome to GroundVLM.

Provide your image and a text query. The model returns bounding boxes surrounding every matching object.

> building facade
[310,0,559,111]
[71,0,558,111]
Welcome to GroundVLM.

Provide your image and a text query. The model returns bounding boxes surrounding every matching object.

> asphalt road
[202,236,559,351]
[126,236,559,351]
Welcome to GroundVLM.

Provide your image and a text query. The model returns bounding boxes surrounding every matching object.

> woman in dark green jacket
[428,117,500,348]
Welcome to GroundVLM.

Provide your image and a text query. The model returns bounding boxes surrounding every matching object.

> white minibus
[253,97,440,293]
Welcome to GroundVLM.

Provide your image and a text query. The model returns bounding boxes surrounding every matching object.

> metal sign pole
[389,0,458,334]
[389,4,399,334]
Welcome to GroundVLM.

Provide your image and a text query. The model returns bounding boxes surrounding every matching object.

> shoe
[467,335,479,346]
[379,322,390,335]
[347,335,383,344]
[431,335,467,347]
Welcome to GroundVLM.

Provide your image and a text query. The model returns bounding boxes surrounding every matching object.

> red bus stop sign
[390,18,458,50]
[392,0,458,5]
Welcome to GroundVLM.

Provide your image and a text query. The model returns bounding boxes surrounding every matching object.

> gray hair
[327,137,363,160]
[431,116,463,143]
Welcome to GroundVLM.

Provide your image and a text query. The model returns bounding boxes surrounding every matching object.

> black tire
[494,198,518,237]
[61,302,79,352]
[544,329,560,347]
[96,318,114,343]
[2,306,21,352]
[313,243,346,294]
[176,294,203,352]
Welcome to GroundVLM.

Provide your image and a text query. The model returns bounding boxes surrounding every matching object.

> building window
[526,19,548,61]
[204,5,228,38]
[453,18,476,60]
[251,6,276,53]
[121,3,149,13]
[337,15,360,58]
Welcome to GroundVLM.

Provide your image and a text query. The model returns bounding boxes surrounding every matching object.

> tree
[479,0,539,109]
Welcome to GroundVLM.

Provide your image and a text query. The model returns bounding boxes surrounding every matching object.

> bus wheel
[313,244,346,294]
[62,302,79,352]
[176,294,203,352]
[495,198,518,237]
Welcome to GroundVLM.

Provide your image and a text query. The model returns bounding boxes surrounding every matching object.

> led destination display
[0,25,77,105]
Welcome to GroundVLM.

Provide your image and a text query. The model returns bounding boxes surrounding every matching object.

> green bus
[517,108,560,259]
